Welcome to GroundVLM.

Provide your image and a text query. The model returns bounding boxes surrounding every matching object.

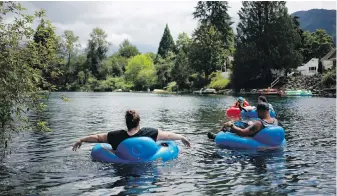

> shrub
[322,70,336,87]
[209,71,230,90]
[167,81,177,92]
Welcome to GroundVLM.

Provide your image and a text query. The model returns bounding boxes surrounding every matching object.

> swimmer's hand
[223,121,233,128]
[181,137,191,147]
[72,140,82,151]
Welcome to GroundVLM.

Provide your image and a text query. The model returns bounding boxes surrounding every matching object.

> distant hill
[291,9,336,42]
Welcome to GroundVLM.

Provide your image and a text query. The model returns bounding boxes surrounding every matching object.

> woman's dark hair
[258,96,268,103]
[257,102,269,111]
[125,110,140,130]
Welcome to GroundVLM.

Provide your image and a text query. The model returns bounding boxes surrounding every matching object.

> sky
[19,1,336,54]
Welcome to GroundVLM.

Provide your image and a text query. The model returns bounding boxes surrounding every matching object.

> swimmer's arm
[157,130,191,147]
[79,133,108,143]
[231,122,260,137]
[72,133,108,151]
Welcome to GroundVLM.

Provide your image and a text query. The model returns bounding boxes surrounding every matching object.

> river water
[0,92,336,195]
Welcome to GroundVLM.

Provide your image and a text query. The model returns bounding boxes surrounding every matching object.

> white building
[297,58,319,76]
[321,48,336,70]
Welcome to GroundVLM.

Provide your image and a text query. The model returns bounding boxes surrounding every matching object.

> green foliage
[322,69,336,87]
[86,28,110,79]
[95,76,130,92]
[37,121,51,132]
[188,73,207,90]
[156,24,176,60]
[176,32,192,54]
[155,51,176,88]
[144,52,156,61]
[189,24,225,81]
[232,1,303,90]
[171,49,190,90]
[209,71,229,90]
[167,81,177,92]
[302,29,334,63]
[193,1,233,48]
[117,39,140,58]
[125,54,157,90]
[33,12,64,89]
[62,30,80,64]
[61,95,71,102]
[99,54,128,78]
[59,30,81,87]
[0,2,60,131]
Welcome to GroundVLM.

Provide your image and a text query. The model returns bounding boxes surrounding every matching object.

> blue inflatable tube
[241,109,276,118]
[215,125,286,150]
[91,137,179,163]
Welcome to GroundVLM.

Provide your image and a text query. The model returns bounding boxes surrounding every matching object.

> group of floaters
[226,96,276,118]
[72,97,285,163]
[210,96,285,150]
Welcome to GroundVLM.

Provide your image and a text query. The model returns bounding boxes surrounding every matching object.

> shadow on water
[76,162,161,195]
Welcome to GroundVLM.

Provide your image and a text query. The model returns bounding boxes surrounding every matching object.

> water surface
[0,92,335,195]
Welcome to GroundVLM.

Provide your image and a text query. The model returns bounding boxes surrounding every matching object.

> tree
[117,39,140,59]
[176,32,192,54]
[86,28,110,79]
[302,29,334,63]
[62,30,80,66]
[193,1,233,48]
[125,54,157,90]
[155,51,176,88]
[189,24,225,82]
[144,52,156,61]
[0,2,59,131]
[156,24,176,60]
[60,30,80,86]
[99,54,128,78]
[33,12,63,88]
[231,1,303,90]
[171,49,191,90]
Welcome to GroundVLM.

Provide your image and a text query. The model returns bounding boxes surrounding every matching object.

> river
[0,92,336,195]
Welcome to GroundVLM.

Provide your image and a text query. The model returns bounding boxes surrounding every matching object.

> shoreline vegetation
[0,2,336,131]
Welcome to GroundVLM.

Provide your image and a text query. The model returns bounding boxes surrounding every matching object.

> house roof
[321,48,336,61]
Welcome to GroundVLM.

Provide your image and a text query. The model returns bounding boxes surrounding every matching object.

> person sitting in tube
[234,97,249,109]
[208,102,279,139]
[243,96,275,112]
[72,110,191,151]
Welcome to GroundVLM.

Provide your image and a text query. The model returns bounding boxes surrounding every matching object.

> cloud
[17,1,336,54]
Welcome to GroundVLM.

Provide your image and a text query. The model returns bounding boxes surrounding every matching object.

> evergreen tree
[33,13,63,88]
[231,1,303,90]
[156,24,176,60]
[193,1,233,48]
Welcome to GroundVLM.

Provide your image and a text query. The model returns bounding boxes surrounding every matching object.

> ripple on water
[0,93,335,195]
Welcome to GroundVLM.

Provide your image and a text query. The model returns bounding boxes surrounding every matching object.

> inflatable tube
[91,137,179,163]
[226,101,250,118]
[241,109,276,118]
[215,125,285,150]
[226,107,241,117]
